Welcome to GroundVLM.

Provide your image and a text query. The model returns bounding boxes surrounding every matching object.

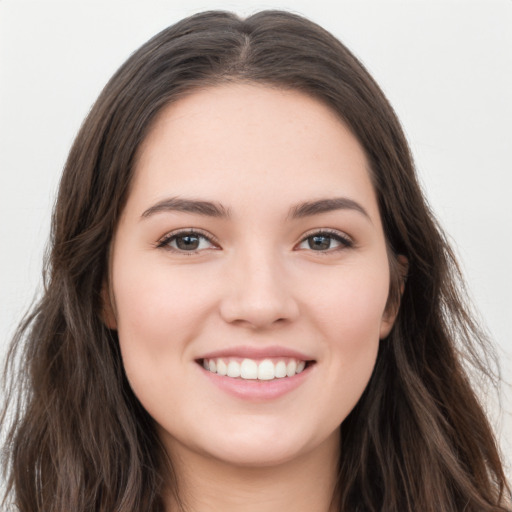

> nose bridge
[219,240,299,328]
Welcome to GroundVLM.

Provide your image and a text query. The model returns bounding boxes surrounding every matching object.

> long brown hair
[2,10,510,512]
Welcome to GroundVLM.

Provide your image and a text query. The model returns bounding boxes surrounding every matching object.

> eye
[296,230,353,252]
[157,230,219,253]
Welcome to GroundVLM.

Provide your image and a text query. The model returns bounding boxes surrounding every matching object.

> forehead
[129,83,379,220]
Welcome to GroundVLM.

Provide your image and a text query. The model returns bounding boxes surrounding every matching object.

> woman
[1,10,510,512]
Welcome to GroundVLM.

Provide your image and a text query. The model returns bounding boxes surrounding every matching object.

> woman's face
[107,84,397,467]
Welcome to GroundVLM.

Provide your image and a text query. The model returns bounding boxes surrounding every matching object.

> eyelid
[155,227,353,253]
[156,228,221,251]
[295,228,354,250]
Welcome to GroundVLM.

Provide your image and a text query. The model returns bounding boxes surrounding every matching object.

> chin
[185,419,340,470]
[201,440,310,469]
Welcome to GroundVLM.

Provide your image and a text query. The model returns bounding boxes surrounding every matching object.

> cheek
[111,257,217,388]
[306,260,390,340]
[302,262,389,402]
[113,257,213,338]
[111,261,220,424]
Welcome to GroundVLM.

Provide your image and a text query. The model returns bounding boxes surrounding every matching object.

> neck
[163,431,340,512]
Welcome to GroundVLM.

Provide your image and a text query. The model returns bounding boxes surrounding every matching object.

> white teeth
[202,357,309,380]
[275,361,287,378]
[286,360,297,377]
[216,359,227,376]
[227,361,241,378]
[258,359,275,380]
[241,359,258,379]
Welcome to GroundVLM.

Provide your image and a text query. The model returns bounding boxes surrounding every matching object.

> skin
[105,84,400,511]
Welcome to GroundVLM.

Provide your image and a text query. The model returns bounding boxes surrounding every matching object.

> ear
[100,281,118,330]
[379,254,408,339]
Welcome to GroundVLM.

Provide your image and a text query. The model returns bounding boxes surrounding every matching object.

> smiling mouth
[199,357,315,381]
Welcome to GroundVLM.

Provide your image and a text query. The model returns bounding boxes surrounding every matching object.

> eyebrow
[141,196,370,221]
[141,197,230,219]
[288,197,371,221]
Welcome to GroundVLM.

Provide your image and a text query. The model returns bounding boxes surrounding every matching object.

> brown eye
[175,234,201,250]
[308,235,332,250]
[158,231,217,253]
[297,231,353,252]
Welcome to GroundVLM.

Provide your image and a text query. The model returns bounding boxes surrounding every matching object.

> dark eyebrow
[141,196,369,222]
[289,197,371,221]
[141,197,230,219]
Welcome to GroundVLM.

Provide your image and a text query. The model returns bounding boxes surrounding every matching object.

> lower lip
[199,363,314,401]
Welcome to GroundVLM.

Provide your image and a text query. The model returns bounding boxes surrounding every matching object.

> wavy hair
[2,10,510,512]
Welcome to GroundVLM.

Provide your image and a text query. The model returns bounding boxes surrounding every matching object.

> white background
[1,0,510,478]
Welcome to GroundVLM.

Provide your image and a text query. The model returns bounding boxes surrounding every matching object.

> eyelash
[297,229,354,253]
[156,228,354,254]
[156,229,220,255]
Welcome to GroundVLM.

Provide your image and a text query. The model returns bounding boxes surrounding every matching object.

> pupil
[309,235,330,250]
[177,235,199,250]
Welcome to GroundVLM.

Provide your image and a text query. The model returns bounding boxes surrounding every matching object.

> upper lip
[198,345,314,361]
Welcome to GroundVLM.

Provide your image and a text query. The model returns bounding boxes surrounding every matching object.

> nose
[219,248,300,330]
